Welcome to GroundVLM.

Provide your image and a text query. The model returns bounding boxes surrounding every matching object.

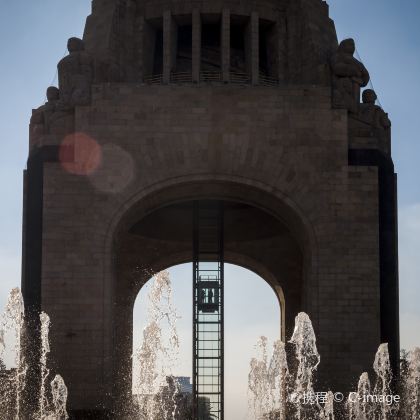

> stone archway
[106,179,317,408]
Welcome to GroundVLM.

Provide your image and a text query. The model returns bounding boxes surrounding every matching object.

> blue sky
[0,1,419,417]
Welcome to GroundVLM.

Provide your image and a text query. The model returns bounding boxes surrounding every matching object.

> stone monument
[22,0,399,417]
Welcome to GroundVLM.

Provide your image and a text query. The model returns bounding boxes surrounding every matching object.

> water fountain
[38,312,51,419]
[372,343,396,419]
[50,375,69,420]
[0,278,419,419]
[347,372,372,420]
[248,337,291,420]
[0,287,26,419]
[289,312,322,419]
[248,312,420,420]
[248,313,335,420]
[248,336,274,418]
[0,288,69,419]
[400,347,420,420]
[132,270,181,420]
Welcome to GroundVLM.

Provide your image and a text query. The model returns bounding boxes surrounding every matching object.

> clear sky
[0,0,419,417]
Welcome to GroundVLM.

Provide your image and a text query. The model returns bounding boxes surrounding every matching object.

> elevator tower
[193,202,224,419]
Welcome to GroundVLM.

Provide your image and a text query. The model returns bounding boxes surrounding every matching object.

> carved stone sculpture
[358,89,391,150]
[331,39,370,114]
[30,87,74,143]
[57,37,94,109]
[30,86,60,135]
[359,89,391,129]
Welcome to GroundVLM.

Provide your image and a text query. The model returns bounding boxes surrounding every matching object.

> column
[221,9,230,83]
[192,9,201,83]
[251,12,259,85]
[276,14,287,82]
[163,10,172,84]
[138,15,145,82]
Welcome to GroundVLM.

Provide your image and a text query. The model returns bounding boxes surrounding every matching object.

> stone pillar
[192,9,201,83]
[276,15,287,82]
[138,15,145,82]
[251,12,259,85]
[163,10,177,84]
[171,15,178,76]
[221,9,230,83]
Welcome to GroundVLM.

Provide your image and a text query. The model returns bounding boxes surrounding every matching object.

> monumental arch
[23,0,399,417]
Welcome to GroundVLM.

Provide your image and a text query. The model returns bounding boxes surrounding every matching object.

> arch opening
[109,187,315,412]
[132,263,282,419]
[115,199,301,334]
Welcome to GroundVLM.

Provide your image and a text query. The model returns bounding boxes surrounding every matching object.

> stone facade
[22,0,398,417]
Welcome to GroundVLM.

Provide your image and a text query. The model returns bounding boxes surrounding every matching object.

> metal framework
[193,201,224,420]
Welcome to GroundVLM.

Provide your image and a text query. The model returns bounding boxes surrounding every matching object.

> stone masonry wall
[39,84,381,409]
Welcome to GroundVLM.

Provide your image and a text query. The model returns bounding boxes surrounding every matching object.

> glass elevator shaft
[193,201,224,420]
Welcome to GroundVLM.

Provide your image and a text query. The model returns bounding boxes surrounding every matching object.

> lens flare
[59,132,101,175]
[88,143,134,193]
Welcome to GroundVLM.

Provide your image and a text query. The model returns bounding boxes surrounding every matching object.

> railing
[200,71,222,82]
[170,72,193,83]
[143,74,163,84]
[259,74,280,87]
[230,72,251,84]
[143,71,279,86]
